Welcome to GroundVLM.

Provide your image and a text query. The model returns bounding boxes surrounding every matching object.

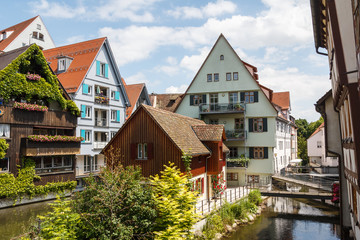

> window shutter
[201,178,204,194]
[240,92,245,102]
[190,95,194,105]
[115,91,120,100]
[130,143,136,160]
[82,84,88,94]
[202,95,207,104]
[116,110,120,122]
[81,105,86,118]
[254,91,259,102]
[80,130,85,143]
[96,61,100,76]
[147,143,154,159]
[248,118,253,132]
[249,147,254,159]
[105,63,109,78]
[263,118,267,132]
[264,147,268,159]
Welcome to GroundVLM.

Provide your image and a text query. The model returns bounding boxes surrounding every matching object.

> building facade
[43,38,130,186]
[0,16,55,52]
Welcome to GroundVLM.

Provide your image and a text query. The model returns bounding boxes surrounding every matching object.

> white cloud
[180,47,210,73]
[168,0,237,19]
[65,35,87,44]
[31,0,86,18]
[306,53,329,67]
[165,84,188,93]
[125,72,149,85]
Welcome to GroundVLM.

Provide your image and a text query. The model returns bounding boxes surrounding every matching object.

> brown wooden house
[0,44,80,184]
[102,104,228,200]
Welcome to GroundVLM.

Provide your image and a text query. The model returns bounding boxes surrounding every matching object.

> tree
[150,162,198,240]
[72,163,156,239]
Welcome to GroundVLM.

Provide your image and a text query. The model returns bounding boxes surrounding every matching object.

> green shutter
[240,92,245,102]
[249,147,254,159]
[115,91,120,100]
[82,84,88,94]
[248,119,253,132]
[81,105,86,118]
[190,95,194,105]
[263,118,267,132]
[105,63,109,78]
[116,110,120,122]
[202,95,207,104]
[96,61,100,76]
[254,91,259,102]
[80,130,85,143]
[264,147,268,159]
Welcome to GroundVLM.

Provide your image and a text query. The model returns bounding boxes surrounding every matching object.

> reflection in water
[0,200,52,240]
[226,197,340,240]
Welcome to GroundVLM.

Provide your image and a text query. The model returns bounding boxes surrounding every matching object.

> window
[96,61,108,78]
[229,92,238,103]
[39,33,44,41]
[233,72,238,80]
[84,130,91,143]
[220,55,224,60]
[277,121,280,131]
[229,147,238,158]
[100,63,106,77]
[84,156,91,172]
[93,155,98,171]
[210,93,218,111]
[34,156,73,174]
[209,119,219,124]
[254,147,264,159]
[317,141,322,148]
[227,173,238,181]
[193,95,203,106]
[111,131,117,139]
[226,73,231,81]
[111,110,117,121]
[0,124,10,138]
[0,158,9,172]
[279,141,283,150]
[58,59,66,71]
[214,73,219,82]
[37,24,41,30]
[248,175,259,183]
[137,143,148,159]
[32,31,38,38]
[207,74,212,82]
[84,106,91,118]
[245,92,254,103]
[253,118,263,132]
[111,91,116,100]
[235,118,244,130]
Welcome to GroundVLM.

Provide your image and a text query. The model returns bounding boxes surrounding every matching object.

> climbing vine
[0,44,79,115]
[0,139,9,159]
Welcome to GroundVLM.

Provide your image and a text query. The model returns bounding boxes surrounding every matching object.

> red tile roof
[124,82,145,117]
[272,92,290,110]
[149,93,183,112]
[0,16,38,51]
[192,125,225,141]
[43,37,106,93]
[309,122,324,138]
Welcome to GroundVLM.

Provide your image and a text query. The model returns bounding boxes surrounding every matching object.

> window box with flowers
[28,135,83,142]
[13,102,48,112]
[94,95,109,105]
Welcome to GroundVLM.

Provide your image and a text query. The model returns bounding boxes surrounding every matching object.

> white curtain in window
[0,124,10,138]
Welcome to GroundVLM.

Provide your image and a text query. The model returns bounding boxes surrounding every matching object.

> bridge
[260,190,332,200]
[272,174,337,192]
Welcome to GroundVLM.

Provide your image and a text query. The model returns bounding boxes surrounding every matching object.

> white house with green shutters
[43,37,130,186]
[175,34,281,188]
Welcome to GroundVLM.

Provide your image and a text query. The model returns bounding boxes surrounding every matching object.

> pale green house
[176,34,281,188]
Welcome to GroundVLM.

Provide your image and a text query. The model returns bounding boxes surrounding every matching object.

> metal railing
[225,129,247,140]
[227,160,248,168]
[199,103,245,114]
[95,117,108,127]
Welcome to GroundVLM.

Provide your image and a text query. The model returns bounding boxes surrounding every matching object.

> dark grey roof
[0,45,30,70]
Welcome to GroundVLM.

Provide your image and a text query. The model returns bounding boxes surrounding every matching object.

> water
[0,200,52,239]
[225,197,340,240]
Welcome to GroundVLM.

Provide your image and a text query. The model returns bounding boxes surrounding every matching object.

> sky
[1,0,331,122]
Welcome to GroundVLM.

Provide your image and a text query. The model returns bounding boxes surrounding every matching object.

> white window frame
[111,110,117,121]
[111,90,115,100]
[137,143,148,160]
[58,59,66,71]
[100,63,106,77]
[84,130,91,143]
[85,106,92,119]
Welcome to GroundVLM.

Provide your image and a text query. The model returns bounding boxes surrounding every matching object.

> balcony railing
[199,103,245,114]
[95,117,108,127]
[226,129,246,141]
[227,158,249,168]
[93,141,108,149]
[94,95,109,105]
[21,138,80,156]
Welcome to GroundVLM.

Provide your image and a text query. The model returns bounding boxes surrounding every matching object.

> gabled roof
[272,92,290,110]
[122,80,148,117]
[0,45,29,70]
[309,122,324,138]
[43,37,105,93]
[0,16,38,51]
[192,125,225,141]
[149,93,183,112]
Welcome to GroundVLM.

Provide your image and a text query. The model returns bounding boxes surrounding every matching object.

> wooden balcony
[199,103,245,115]
[225,129,246,141]
[21,138,80,156]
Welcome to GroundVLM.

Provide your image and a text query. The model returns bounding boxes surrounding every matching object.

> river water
[0,200,52,239]
[225,197,340,240]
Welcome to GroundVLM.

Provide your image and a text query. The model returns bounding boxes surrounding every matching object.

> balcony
[93,141,108,149]
[21,138,80,156]
[199,103,245,115]
[226,129,247,141]
[227,158,249,168]
[94,95,109,105]
[95,117,108,127]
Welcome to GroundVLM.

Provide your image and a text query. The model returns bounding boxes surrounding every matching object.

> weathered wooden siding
[106,108,206,177]
[204,141,223,175]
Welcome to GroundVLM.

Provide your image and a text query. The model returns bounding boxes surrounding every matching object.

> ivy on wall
[0,139,9,159]
[0,44,79,116]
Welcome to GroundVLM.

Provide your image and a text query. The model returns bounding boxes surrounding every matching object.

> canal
[225,196,340,240]
[0,200,52,239]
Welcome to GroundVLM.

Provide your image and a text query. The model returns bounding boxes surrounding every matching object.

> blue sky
[1,0,330,122]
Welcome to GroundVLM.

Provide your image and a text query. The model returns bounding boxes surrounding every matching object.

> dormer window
[1,32,6,40]
[58,59,66,71]
[57,55,73,73]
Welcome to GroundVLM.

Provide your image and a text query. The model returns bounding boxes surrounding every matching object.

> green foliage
[0,139,9,159]
[37,196,80,239]
[203,214,223,240]
[181,150,193,176]
[247,189,262,206]
[72,164,156,240]
[0,44,77,115]
[151,162,199,240]
[66,99,80,116]
[0,160,76,199]
[218,201,235,225]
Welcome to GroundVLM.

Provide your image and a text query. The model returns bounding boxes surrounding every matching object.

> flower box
[28,135,84,142]
[13,102,48,112]
[26,72,41,81]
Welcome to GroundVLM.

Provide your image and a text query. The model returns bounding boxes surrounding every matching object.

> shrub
[218,201,235,226]
[203,214,223,240]
[248,189,262,206]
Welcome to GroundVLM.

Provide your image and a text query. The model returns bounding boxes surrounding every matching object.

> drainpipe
[206,155,211,201]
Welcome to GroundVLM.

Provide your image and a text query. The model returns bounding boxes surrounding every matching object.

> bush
[230,200,246,219]
[218,201,235,226]
[203,214,223,240]
[248,189,262,206]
